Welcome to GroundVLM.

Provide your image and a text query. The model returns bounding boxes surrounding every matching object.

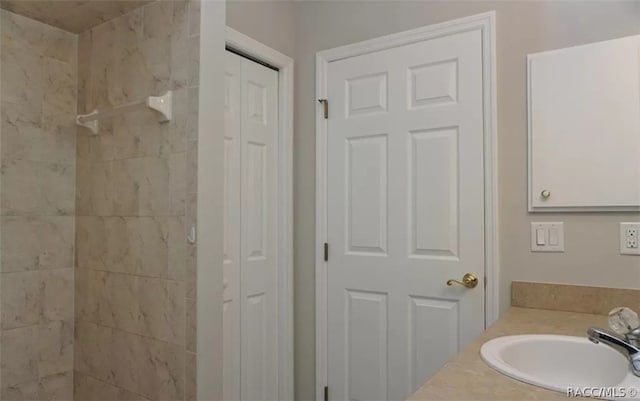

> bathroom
[0,0,638,400]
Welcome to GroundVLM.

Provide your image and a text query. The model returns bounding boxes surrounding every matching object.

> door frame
[314,11,498,399]
[225,27,295,401]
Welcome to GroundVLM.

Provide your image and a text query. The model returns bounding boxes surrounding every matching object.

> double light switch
[531,222,564,252]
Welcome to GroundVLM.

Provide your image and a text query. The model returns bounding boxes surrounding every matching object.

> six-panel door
[326,30,486,401]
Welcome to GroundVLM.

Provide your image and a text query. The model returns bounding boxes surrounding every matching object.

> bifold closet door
[223,50,279,401]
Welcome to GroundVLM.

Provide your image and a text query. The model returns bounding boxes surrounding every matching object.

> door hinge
[324,243,329,262]
[484,276,487,289]
[318,98,328,119]
[324,386,329,401]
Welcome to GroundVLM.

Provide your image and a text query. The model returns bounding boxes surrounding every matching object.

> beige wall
[236,1,640,399]
[74,1,200,399]
[0,9,77,399]
[226,0,296,58]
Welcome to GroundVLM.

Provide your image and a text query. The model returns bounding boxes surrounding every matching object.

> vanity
[409,283,640,400]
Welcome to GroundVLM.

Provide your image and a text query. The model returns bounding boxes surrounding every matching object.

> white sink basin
[481,335,640,400]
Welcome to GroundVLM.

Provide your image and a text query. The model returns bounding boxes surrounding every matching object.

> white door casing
[224,51,242,401]
[316,12,499,401]
[224,50,280,401]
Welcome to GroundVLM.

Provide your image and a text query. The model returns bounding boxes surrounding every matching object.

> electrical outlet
[620,223,640,255]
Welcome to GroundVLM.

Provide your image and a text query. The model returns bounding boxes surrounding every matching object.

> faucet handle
[608,307,640,335]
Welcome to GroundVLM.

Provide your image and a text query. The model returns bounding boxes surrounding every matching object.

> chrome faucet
[587,327,640,377]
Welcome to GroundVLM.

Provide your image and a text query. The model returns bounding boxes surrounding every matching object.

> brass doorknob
[447,273,478,289]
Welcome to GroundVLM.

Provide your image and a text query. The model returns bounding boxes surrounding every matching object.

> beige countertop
[409,307,609,401]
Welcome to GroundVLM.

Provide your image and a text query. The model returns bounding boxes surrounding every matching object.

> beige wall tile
[1,378,40,401]
[1,325,39,386]
[130,216,169,277]
[188,0,200,37]
[110,111,170,161]
[74,371,150,401]
[42,57,77,131]
[74,268,96,323]
[186,297,196,353]
[169,87,187,152]
[100,272,140,333]
[111,159,139,216]
[77,322,184,399]
[186,86,199,139]
[185,351,196,401]
[42,24,76,64]
[38,321,73,378]
[113,7,144,46]
[74,322,116,384]
[0,9,44,51]
[170,152,186,215]
[185,139,197,194]
[40,371,74,401]
[143,0,173,41]
[41,268,74,322]
[1,271,41,329]
[1,216,74,272]
[134,157,170,216]
[1,159,75,216]
[138,277,184,344]
[168,215,186,281]
[0,44,44,106]
[72,4,197,398]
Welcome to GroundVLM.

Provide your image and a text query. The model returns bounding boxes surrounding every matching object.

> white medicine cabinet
[527,34,640,212]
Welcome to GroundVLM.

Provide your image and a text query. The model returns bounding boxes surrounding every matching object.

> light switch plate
[531,222,565,252]
[620,222,640,255]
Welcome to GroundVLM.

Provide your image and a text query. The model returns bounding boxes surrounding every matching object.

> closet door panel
[240,58,279,401]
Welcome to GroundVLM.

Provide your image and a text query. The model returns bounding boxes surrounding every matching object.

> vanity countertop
[408,307,609,401]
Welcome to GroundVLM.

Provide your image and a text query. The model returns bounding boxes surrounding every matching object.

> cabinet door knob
[541,190,551,199]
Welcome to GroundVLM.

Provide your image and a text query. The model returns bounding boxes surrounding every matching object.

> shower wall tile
[77,269,184,345]
[1,325,39,387]
[185,297,196,353]
[42,57,77,131]
[74,1,199,398]
[75,322,185,400]
[138,277,185,344]
[0,46,45,106]
[38,320,74,377]
[41,268,75,322]
[1,378,41,401]
[1,216,74,272]
[188,0,200,38]
[185,352,196,401]
[0,9,44,50]
[170,152,187,215]
[1,269,74,330]
[170,87,188,152]
[131,216,170,277]
[186,87,199,142]
[1,9,77,397]
[136,157,171,216]
[1,271,41,329]
[42,23,76,63]
[75,371,150,401]
[168,216,186,281]
[143,0,173,41]
[40,371,74,401]
[1,159,76,216]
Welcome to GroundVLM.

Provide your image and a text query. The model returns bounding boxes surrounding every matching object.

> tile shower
[0,1,200,399]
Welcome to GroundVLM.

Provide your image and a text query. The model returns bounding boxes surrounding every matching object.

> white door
[326,30,485,401]
[224,50,279,401]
